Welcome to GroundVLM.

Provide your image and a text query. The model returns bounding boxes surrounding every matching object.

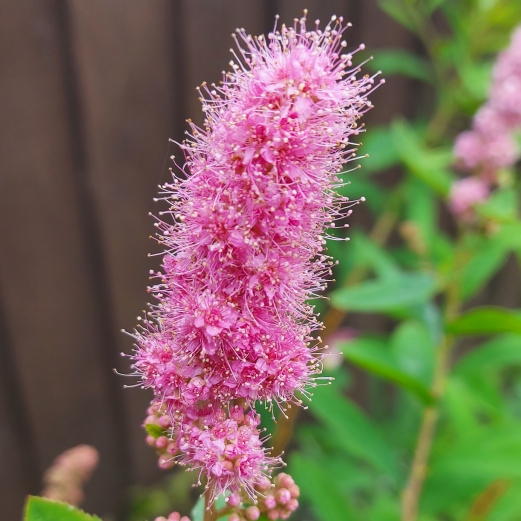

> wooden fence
[0,0,432,518]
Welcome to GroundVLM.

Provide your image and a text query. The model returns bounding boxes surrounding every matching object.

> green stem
[401,333,453,521]
[401,261,461,521]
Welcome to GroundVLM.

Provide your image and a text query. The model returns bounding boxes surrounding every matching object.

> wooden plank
[66,0,179,485]
[0,386,27,520]
[277,0,349,29]
[0,0,124,517]
[0,304,35,520]
[183,0,267,127]
[356,0,419,125]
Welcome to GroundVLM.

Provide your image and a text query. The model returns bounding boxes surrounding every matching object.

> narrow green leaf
[290,454,357,521]
[368,49,434,83]
[459,61,493,101]
[405,178,437,255]
[25,497,101,521]
[360,126,400,173]
[342,337,434,404]
[190,496,205,521]
[494,222,521,251]
[309,383,399,476]
[330,272,437,313]
[344,177,385,214]
[478,188,519,223]
[391,121,454,195]
[391,320,435,385]
[488,481,521,521]
[350,232,402,281]
[460,240,508,301]
[378,0,415,30]
[145,423,164,439]
[430,427,521,480]
[447,307,521,336]
[425,0,448,13]
[454,334,521,376]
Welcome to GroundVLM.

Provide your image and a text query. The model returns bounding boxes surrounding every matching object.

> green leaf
[25,497,101,521]
[191,496,205,521]
[342,336,434,404]
[391,121,454,195]
[453,334,521,376]
[330,271,437,313]
[350,232,402,281]
[145,423,164,439]
[368,49,433,83]
[360,126,400,173]
[378,0,415,30]
[494,222,521,251]
[447,307,521,336]
[488,481,521,521]
[430,427,521,480]
[405,177,437,255]
[425,0,448,13]
[459,61,493,100]
[478,188,519,223]
[391,320,435,385]
[459,239,508,301]
[309,384,399,477]
[290,454,357,521]
[345,177,385,214]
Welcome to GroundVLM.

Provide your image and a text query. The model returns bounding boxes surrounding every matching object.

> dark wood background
[0,0,452,519]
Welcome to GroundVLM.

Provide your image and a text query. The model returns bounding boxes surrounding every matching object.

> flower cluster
[41,445,99,506]
[450,26,521,218]
[130,12,378,504]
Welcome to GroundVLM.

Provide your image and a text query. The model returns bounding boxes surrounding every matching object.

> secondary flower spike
[129,13,380,503]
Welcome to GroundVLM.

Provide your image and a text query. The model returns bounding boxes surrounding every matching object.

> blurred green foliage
[128,1,521,520]
[284,0,521,520]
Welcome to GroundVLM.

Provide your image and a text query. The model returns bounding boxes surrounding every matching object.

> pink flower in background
[129,13,379,501]
[451,24,521,219]
[449,177,489,219]
[41,445,99,506]
[453,130,518,172]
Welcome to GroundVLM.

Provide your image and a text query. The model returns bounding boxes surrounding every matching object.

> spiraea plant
[129,12,381,521]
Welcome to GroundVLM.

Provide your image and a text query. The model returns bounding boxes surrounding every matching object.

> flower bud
[245,506,260,520]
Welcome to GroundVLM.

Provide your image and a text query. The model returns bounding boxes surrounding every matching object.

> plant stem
[401,278,460,521]
[401,333,453,521]
[203,487,217,521]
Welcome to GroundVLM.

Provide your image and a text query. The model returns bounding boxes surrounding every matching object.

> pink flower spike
[129,12,379,503]
[449,177,490,220]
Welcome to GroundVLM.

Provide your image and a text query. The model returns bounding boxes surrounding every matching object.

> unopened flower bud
[276,488,291,505]
[159,415,172,429]
[245,506,260,520]
[264,495,277,509]
[227,493,242,507]
[257,476,271,492]
[167,441,178,455]
[286,498,298,511]
[155,436,169,450]
[158,454,174,469]
[267,509,280,521]
[288,484,300,498]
